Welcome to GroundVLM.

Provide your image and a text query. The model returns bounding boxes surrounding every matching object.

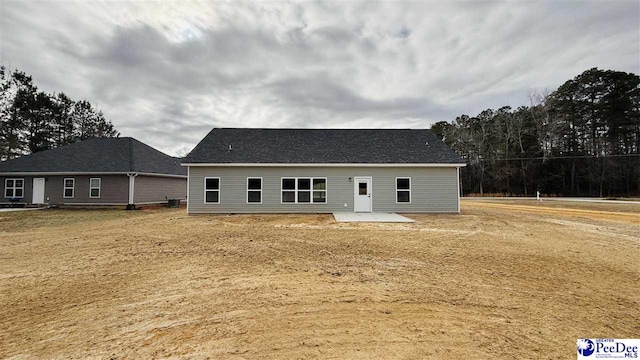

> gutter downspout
[457,166,461,213]
[127,173,138,210]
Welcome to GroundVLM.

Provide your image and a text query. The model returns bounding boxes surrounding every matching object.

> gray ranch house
[182,128,465,214]
[0,137,186,208]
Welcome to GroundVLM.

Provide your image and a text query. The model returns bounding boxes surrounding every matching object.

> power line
[470,153,640,161]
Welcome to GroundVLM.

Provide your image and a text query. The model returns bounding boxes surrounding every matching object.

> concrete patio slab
[333,212,415,223]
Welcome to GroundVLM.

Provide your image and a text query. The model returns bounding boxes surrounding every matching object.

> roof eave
[0,171,187,178]
[180,163,466,167]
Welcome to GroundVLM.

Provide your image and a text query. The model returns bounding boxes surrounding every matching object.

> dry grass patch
[0,208,148,233]
[463,198,640,213]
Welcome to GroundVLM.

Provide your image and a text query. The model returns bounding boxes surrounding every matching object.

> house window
[204,177,220,203]
[4,178,24,198]
[247,177,262,203]
[313,178,327,203]
[63,178,75,198]
[89,178,101,198]
[281,177,327,204]
[298,178,311,203]
[396,177,411,203]
[281,178,295,203]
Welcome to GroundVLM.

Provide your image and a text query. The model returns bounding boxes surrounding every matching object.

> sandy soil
[0,202,638,359]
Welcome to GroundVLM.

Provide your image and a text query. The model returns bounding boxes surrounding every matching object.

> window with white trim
[89,178,101,198]
[247,177,262,203]
[396,177,411,203]
[204,177,220,203]
[281,177,327,204]
[4,178,24,198]
[63,178,75,198]
[312,178,327,203]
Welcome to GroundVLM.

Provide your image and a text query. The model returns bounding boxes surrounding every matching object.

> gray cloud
[1,0,638,156]
[265,76,447,120]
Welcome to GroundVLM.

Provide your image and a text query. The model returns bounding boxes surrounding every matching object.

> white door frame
[32,177,45,204]
[353,176,372,212]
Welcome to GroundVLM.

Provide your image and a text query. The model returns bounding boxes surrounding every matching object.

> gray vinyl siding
[187,166,459,214]
[133,175,187,204]
[46,175,129,204]
[1,175,129,204]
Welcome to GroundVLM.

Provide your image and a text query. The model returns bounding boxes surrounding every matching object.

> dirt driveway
[0,202,638,359]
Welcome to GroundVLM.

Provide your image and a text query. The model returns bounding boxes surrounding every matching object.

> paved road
[0,208,42,213]
[462,197,640,205]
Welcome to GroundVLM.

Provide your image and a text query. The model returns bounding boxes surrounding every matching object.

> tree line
[0,66,119,160]
[431,68,640,197]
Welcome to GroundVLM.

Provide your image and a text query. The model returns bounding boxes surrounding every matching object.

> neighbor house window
[204,177,220,203]
[89,178,101,198]
[4,178,24,198]
[247,177,262,203]
[281,177,327,204]
[63,178,75,198]
[396,177,411,203]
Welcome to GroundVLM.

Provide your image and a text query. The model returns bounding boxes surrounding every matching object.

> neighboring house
[182,128,465,214]
[0,137,187,207]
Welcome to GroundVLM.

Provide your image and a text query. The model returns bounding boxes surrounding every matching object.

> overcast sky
[1,1,638,156]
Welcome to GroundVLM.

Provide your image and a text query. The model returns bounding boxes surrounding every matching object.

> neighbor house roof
[183,128,464,164]
[0,137,186,176]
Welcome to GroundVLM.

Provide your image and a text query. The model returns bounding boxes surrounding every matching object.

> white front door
[354,177,372,212]
[32,178,45,204]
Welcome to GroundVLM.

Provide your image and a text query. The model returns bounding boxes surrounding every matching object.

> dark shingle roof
[0,137,186,175]
[183,128,464,164]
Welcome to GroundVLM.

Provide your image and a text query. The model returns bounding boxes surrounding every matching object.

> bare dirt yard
[0,201,638,359]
